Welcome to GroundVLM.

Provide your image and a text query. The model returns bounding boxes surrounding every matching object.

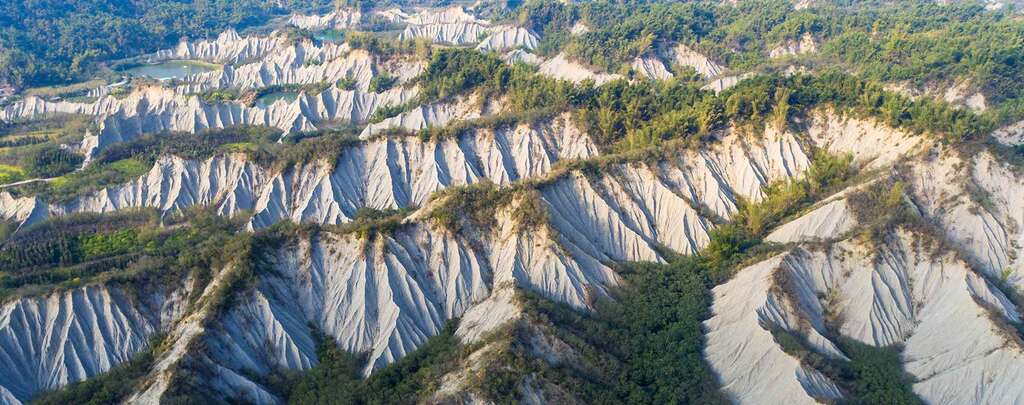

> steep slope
[176,42,373,93]
[768,33,819,59]
[705,227,1024,404]
[149,29,286,65]
[0,193,47,232]
[476,27,539,52]
[1,84,420,159]
[631,56,674,81]
[359,94,496,137]
[109,117,834,402]
[287,9,362,30]
[0,283,188,404]
[10,110,832,242]
[993,120,1024,145]
[668,44,725,79]
[404,7,484,25]
[538,54,622,85]
[0,114,811,403]
[908,150,1024,292]
[399,22,492,46]
[32,114,596,230]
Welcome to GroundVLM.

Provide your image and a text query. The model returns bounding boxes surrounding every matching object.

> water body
[254,91,299,109]
[124,61,217,80]
[314,30,345,43]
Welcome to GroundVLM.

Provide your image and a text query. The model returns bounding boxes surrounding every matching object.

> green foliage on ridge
[0,0,337,88]
[511,0,1024,121]
[262,321,463,405]
[418,48,990,152]
[0,208,245,301]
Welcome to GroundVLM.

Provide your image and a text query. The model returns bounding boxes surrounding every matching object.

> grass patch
[15,157,150,202]
[0,164,26,184]
[24,79,107,98]
[0,208,244,301]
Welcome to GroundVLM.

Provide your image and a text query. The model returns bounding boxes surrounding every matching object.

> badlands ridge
[1,5,1023,405]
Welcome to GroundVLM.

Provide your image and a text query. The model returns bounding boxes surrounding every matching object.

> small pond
[254,91,299,109]
[123,61,218,80]
[314,30,346,43]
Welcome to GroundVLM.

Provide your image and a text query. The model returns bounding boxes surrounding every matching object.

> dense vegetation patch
[426,181,548,234]
[511,0,1024,122]
[17,144,84,178]
[183,321,465,405]
[0,208,244,300]
[771,328,922,404]
[515,259,728,404]
[0,0,337,88]
[419,48,989,152]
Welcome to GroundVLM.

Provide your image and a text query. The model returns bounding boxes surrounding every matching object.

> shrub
[21,145,84,177]
[285,321,462,404]
[336,76,358,91]
[368,72,398,93]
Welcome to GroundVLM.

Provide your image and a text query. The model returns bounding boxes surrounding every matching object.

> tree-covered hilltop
[417,48,988,148]
[511,0,1024,122]
[0,0,337,88]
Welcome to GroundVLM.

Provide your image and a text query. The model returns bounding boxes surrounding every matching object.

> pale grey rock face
[699,111,1024,405]
[942,80,988,112]
[704,253,846,405]
[705,229,1024,405]
[909,151,1024,292]
[0,113,812,403]
[0,29,420,159]
[764,177,883,244]
[399,22,492,45]
[359,95,491,138]
[629,44,729,82]
[476,27,539,52]
[0,93,128,123]
[404,6,485,25]
[394,6,533,48]
[702,73,753,93]
[0,83,413,159]
[768,32,818,59]
[131,203,621,403]
[82,85,416,158]
[372,7,411,24]
[0,284,186,404]
[4,105,1022,404]
[504,49,542,65]
[43,114,597,228]
[767,198,855,243]
[805,110,927,169]
[177,42,370,93]
[133,122,827,402]
[992,120,1024,145]
[287,9,362,30]
[668,44,725,79]
[539,53,622,85]
[537,127,811,260]
[5,112,826,237]
[0,192,48,231]
[150,29,286,65]
[631,56,674,80]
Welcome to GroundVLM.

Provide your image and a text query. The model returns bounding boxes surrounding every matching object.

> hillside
[1,1,1024,404]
